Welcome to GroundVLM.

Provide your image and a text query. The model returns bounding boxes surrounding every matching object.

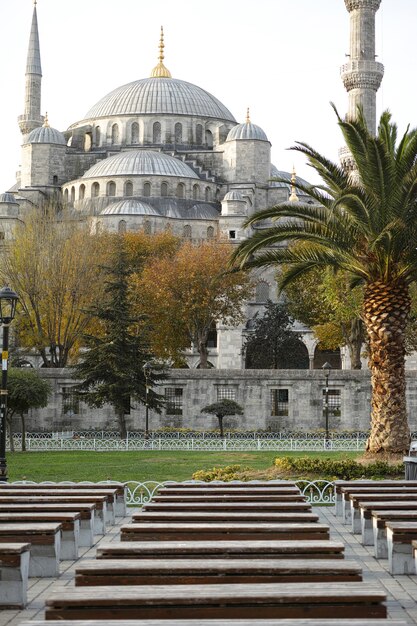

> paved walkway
[0,506,416,625]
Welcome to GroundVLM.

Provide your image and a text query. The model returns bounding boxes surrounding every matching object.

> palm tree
[232,106,417,455]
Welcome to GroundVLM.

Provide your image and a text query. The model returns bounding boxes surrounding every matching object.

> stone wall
[17,368,417,434]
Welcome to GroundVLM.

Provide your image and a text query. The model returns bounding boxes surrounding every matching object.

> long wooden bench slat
[44,582,387,620]
[156,487,301,495]
[97,540,345,560]
[75,558,362,585]
[345,492,417,530]
[23,620,409,626]
[141,501,312,512]
[132,512,319,523]
[151,495,307,502]
[164,480,297,487]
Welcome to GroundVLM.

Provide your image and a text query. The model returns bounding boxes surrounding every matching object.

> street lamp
[0,286,19,482]
[322,361,332,448]
[143,361,152,439]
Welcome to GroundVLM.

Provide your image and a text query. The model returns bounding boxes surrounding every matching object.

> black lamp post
[322,361,332,448]
[143,361,152,439]
[0,286,19,482]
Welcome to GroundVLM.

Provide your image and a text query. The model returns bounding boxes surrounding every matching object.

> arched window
[53,175,58,184]
[193,184,200,200]
[175,122,183,144]
[205,129,213,148]
[143,182,151,197]
[207,226,215,240]
[79,184,85,200]
[84,133,92,152]
[255,280,270,303]
[118,220,127,234]
[0,231,5,241]
[131,122,139,144]
[64,189,69,204]
[107,181,116,196]
[92,182,100,197]
[95,126,101,146]
[205,186,211,201]
[153,122,161,143]
[70,186,75,204]
[176,183,185,199]
[111,124,119,145]
[183,224,192,239]
[196,124,203,144]
[161,182,168,197]
[124,181,133,196]
[144,220,152,235]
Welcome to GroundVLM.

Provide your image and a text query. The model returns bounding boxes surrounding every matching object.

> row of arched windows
[109,220,216,239]
[64,181,214,202]
[93,122,213,147]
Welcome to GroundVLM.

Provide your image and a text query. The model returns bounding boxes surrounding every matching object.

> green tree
[232,106,417,455]
[201,399,244,439]
[244,301,309,369]
[7,368,51,451]
[73,243,164,439]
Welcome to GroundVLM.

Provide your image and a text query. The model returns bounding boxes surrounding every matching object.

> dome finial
[150,26,172,79]
[289,165,299,202]
[246,107,250,124]
[42,111,49,127]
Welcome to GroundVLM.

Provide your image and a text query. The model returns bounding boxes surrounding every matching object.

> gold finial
[246,108,250,124]
[150,26,172,79]
[42,112,49,128]
[34,0,37,5]
[289,165,299,202]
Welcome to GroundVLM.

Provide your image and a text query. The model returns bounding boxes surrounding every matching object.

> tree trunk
[363,280,411,454]
[218,415,224,439]
[6,416,14,453]
[198,334,209,369]
[344,318,363,370]
[116,408,127,440]
[21,413,26,452]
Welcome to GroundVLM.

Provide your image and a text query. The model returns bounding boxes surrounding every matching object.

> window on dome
[161,182,168,197]
[207,226,215,240]
[193,184,200,200]
[107,181,116,196]
[183,224,192,239]
[79,184,85,200]
[175,123,183,144]
[92,182,100,197]
[255,280,270,302]
[70,187,75,204]
[176,183,185,199]
[111,124,119,145]
[143,182,151,197]
[205,129,213,148]
[125,181,133,196]
[131,122,139,144]
[205,187,212,201]
[196,124,203,145]
[144,220,152,235]
[153,122,161,144]
[95,126,101,147]
[118,220,127,234]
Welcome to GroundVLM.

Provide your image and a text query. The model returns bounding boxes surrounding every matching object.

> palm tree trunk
[363,280,411,454]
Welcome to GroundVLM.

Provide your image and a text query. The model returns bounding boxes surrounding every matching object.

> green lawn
[7,450,361,483]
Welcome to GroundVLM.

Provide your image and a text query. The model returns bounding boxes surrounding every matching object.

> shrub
[192,464,250,482]
[274,456,404,480]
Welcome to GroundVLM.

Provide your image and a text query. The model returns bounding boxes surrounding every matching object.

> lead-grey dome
[101,199,161,216]
[83,77,236,122]
[227,122,268,142]
[0,192,18,204]
[223,190,244,201]
[270,165,310,191]
[83,150,200,179]
[27,125,66,145]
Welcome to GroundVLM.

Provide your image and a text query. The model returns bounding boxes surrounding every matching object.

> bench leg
[351,506,361,534]
[361,514,374,545]
[29,534,60,578]
[60,527,79,560]
[79,518,94,547]
[342,499,351,525]
[387,535,415,575]
[0,551,29,608]
[373,522,388,559]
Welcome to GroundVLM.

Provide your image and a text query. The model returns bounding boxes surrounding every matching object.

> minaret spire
[18,2,43,136]
[289,166,299,203]
[150,26,172,79]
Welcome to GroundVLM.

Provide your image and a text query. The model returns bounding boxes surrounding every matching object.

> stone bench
[0,502,95,547]
[23,620,408,626]
[164,480,298,488]
[156,486,301,496]
[0,482,127,517]
[75,558,362,586]
[346,491,417,531]
[0,523,61,577]
[371,510,417,558]
[333,479,417,516]
[151,494,307,503]
[141,501,312,512]
[386,521,417,574]
[0,494,107,535]
[358,500,417,548]
[0,488,116,526]
[44,582,387,620]
[120,523,330,542]
[0,512,80,560]
[97,539,345,560]
[132,511,319,524]
[0,543,30,608]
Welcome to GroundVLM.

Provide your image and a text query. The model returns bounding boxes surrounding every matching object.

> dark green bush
[192,464,250,482]
[274,456,404,480]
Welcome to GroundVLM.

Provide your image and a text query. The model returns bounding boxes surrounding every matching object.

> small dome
[223,190,244,201]
[27,125,66,145]
[101,200,161,216]
[0,192,18,204]
[83,150,200,180]
[226,122,268,142]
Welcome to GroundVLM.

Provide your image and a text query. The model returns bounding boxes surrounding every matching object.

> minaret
[341,0,384,135]
[18,1,43,137]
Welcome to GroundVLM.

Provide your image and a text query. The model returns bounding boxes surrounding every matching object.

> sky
[0,0,416,192]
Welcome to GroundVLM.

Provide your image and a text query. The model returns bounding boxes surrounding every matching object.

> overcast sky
[0,0,415,192]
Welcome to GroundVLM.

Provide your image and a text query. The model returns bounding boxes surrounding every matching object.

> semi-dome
[223,190,244,201]
[101,199,161,216]
[83,77,236,123]
[27,117,66,145]
[227,121,268,142]
[83,150,200,179]
[0,192,18,204]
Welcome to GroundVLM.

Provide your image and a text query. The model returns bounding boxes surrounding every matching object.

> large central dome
[84,77,236,122]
